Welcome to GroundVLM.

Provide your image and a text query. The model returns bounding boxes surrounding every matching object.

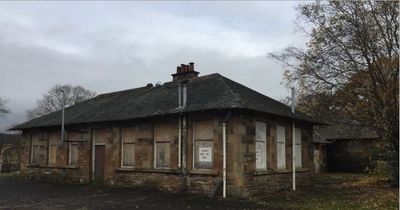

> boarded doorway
[94,145,105,183]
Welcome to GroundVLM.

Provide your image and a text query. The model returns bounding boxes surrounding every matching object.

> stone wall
[226,112,314,197]
[246,170,312,196]
[20,129,91,184]
[114,170,218,194]
[19,111,315,198]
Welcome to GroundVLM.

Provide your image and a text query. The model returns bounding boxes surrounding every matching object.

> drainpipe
[222,112,231,198]
[178,115,181,168]
[182,115,187,169]
[222,122,227,198]
[178,81,189,192]
[60,89,66,143]
[291,87,296,191]
[181,114,189,193]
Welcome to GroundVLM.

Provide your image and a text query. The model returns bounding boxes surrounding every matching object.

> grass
[0,171,20,178]
[0,171,27,183]
[257,173,399,210]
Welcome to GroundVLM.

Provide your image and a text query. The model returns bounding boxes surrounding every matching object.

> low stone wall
[21,166,89,184]
[245,170,312,196]
[21,166,220,196]
[115,169,219,195]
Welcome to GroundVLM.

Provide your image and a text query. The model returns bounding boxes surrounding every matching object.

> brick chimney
[172,62,199,81]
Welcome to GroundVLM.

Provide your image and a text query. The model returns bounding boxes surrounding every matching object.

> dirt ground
[0,174,265,210]
[0,173,398,210]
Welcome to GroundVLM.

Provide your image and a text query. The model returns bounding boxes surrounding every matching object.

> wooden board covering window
[193,120,214,169]
[276,125,286,169]
[93,128,108,144]
[48,131,60,165]
[70,143,79,165]
[295,128,302,168]
[255,121,267,170]
[134,124,153,168]
[31,132,47,165]
[154,123,177,169]
[122,127,136,167]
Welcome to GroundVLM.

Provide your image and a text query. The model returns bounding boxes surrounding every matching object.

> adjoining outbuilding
[314,122,380,173]
[12,63,322,198]
[312,135,332,174]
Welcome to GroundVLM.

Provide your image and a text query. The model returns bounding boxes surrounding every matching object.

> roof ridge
[97,85,151,97]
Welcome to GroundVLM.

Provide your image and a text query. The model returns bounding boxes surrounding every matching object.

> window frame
[276,125,286,169]
[68,142,79,165]
[121,127,136,168]
[30,133,38,164]
[255,121,267,171]
[192,120,214,170]
[153,123,174,169]
[154,141,171,169]
[30,131,47,165]
[48,131,60,165]
[295,127,302,168]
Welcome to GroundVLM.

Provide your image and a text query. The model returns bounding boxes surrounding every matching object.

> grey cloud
[0,2,305,131]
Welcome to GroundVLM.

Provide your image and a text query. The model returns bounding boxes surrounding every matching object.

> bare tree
[0,97,10,118]
[270,1,399,186]
[27,85,96,119]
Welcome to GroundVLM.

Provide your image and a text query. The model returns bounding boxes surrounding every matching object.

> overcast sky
[0,1,309,132]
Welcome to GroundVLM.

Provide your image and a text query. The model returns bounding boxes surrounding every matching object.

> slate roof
[313,121,379,143]
[13,73,321,130]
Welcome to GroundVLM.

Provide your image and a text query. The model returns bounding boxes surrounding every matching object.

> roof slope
[314,121,379,142]
[14,73,319,130]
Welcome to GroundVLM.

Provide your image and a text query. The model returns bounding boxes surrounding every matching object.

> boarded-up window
[154,124,175,168]
[94,128,108,144]
[122,127,135,167]
[135,124,153,168]
[276,125,286,169]
[295,128,302,168]
[48,131,60,165]
[155,142,170,168]
[193,120,214,169]
[31,132,47,165]
[69,143,79,165]
[256,121,267,170]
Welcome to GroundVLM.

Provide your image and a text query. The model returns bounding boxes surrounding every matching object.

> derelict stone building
[13,63,321,197]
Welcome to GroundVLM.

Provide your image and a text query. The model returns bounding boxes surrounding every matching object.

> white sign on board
[256,148,261,162]
[199,147,212,162]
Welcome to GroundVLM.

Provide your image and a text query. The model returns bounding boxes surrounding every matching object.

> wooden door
[94,145,105,183]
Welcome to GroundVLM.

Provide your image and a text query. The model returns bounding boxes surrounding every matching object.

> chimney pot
[189,62,194,71]
[172,62,199,81]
